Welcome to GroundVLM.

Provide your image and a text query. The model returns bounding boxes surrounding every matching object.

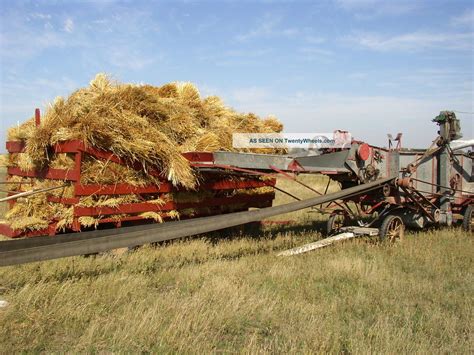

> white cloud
[1,7,159,65]
[335,0,417,19]
[196,48,273,67]
[0,29,67,59]
[231,87,271,105]
[0,76,78,142]
[64,18,74,33]
[108,48,157,70]
[348,72,368,80]
[196,15,219,34]
[305,35,326,44]
[223,48,272,58]
[451,9,474,27]
[236,14,299,41]
[299,47,333,56]
[335,0,378,9]
[347,31,474,51]
[28,13,52,20]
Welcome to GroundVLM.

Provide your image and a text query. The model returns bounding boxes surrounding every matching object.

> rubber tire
[327,214,346,235]
[462,205,473,233]
[379,214,404,242]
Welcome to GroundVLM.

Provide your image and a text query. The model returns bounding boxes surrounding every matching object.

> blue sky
[0,0,472,149]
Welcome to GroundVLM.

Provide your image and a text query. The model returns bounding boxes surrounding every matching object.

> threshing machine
[0,110,472,266]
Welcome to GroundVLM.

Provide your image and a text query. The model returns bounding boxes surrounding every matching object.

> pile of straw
[4,74,282,232]
[7,73,284,188]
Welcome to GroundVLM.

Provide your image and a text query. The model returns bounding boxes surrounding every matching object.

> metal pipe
[450,139,474,151]
[273,186,301,201]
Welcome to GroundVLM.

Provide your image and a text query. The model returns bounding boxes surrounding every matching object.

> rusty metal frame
[399,186,437,223]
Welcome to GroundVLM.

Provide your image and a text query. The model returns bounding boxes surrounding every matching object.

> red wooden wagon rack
[1,139,276,238]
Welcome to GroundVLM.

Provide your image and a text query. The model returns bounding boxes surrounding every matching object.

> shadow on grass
[202,219,329,245]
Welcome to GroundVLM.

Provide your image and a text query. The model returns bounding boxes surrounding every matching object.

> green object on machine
[433,111,462,142]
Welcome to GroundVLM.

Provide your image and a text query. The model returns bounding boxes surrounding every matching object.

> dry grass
[0,230,471,353]
[0,171,472,352]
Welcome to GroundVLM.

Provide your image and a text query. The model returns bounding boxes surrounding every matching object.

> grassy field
[0,170,472,352]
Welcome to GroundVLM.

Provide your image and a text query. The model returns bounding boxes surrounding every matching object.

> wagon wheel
[462,205,473,233]
[379,215,404,242]
[326,213,348,235]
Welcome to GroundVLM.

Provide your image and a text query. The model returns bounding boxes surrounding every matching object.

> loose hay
[139,212,164,223]
[4,73,283,232]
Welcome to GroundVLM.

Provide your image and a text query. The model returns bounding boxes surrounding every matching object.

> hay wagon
[1,116,277,238]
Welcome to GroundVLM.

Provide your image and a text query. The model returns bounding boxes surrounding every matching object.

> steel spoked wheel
[327,213,347,235]
[462,205,473,233]
[379,215,404,242]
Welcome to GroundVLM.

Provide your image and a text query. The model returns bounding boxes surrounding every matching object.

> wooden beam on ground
[277,232,358,256]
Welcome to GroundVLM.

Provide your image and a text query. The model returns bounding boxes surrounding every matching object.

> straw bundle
[8,74,284,185]
[4,73,283,232]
